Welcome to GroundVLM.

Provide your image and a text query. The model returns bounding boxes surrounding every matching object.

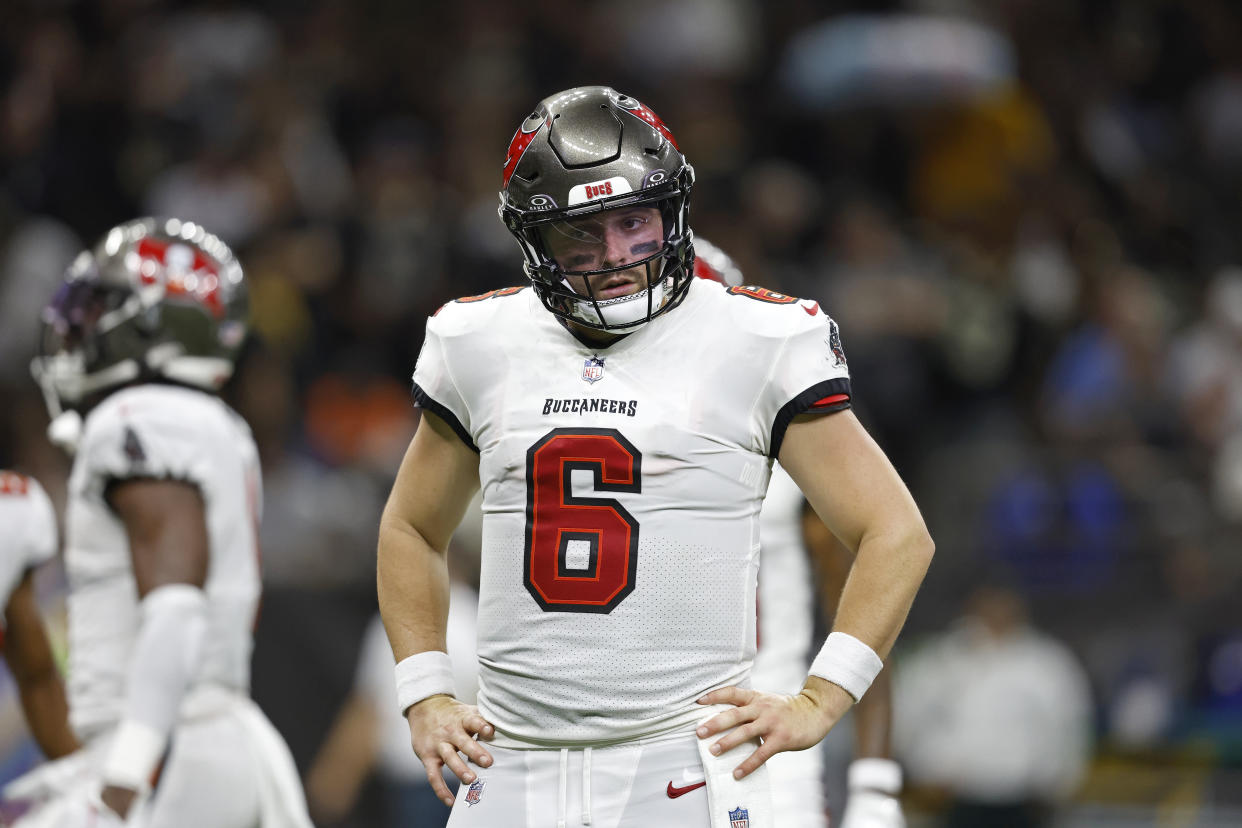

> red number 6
[524,428,641,613]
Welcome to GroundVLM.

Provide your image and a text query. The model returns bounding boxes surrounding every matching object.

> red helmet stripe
[626,102,680,151]
[502,120,545,188]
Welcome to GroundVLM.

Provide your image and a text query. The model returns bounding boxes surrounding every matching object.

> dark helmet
[498,86,695,331]
[31,217,247,420]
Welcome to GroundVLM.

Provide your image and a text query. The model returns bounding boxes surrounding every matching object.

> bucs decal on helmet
[502,112,548,188]
[135,237,226,318]
[568,176,633,206]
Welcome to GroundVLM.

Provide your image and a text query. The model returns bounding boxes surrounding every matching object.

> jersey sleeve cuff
[769,377,851,458]
[412,383,478,453]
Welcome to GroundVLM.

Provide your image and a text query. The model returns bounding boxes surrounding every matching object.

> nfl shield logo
[582,356,605,383]
[465,778,486,807]
[729,806,750,828]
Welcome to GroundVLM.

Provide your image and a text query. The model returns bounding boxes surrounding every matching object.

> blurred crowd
[2,0,1241,823]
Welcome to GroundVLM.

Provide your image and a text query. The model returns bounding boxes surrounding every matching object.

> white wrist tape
[809,631,884,702]
[848,757,903,795]
[394,650,455,714]
[103,720,166,791]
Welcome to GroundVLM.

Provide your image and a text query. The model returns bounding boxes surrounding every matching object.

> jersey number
[726,285,798,304]
[525,428,641,613]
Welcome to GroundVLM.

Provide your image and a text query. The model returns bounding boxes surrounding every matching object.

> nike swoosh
[802,302,819,316]
[666,780,707,798]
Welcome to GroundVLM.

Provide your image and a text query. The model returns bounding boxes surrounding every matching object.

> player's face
[539,206,664,299]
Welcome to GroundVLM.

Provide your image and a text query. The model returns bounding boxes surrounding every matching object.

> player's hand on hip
[405,694,495,806]
[839,789,906,828]
[695,676,853,779]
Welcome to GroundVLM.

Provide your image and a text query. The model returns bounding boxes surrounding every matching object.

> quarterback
[378,87,934,828]
[12,219,312,827]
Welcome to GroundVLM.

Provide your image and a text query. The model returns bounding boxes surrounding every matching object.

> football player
[13,219,313,827]
[695,243,905,828]
[0,471,80,763]
[378,86,934,828]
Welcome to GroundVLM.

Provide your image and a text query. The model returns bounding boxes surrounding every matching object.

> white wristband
[102,719,166,791]
[848,757,902,795]
[808,631,884,702]
[394,650,455,714]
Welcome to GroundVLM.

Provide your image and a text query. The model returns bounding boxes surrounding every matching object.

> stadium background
[0,0,1240,825]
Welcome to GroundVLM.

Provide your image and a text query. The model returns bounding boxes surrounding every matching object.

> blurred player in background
[696,241,905,828]
[378,86,933,827]
[0,471,79,763]
[9,218,312,827]
[306,487,481,828]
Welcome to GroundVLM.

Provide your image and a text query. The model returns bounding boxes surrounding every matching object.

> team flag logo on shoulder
[729,806,750,828]
[826,319,847,368]
[582,356,605,384]
[465,778,486,807]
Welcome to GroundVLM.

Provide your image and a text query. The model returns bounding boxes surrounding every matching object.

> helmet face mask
[498,86,696,332]
[31,218,248,419]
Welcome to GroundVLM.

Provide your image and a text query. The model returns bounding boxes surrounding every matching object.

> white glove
[9,785,126,828]
[4,752,94,803]
[5,752,127,828]
[838,758,905,828]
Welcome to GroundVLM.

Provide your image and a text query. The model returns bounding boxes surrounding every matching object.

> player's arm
[100,478,211,818]
[803,507,905,826]
[699,409,933,777]
[784,410,932,660]
[3,571,79,760]
[304,691,380,824]
[377,410,492,806]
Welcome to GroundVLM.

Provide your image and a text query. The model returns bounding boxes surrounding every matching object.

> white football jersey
[0,472,58,638]
[412,277,851,746]
[63,384,263,740]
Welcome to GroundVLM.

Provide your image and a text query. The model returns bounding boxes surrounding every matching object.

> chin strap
[563,279,666,328]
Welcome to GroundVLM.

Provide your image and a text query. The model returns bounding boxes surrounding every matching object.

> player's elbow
[377,509,443,561]
[903,521,935,571]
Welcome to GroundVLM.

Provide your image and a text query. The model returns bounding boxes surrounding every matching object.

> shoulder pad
[429,286,530,336]
[714,283,829,340]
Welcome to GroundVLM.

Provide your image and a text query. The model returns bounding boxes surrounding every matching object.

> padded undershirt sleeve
[101,584,208,791]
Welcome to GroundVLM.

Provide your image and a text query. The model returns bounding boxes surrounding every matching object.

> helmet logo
[569,176,632,206]
[642,170,667,188]
[502,117,547,188]
[528,194,558,212]
[135,237,225,318]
